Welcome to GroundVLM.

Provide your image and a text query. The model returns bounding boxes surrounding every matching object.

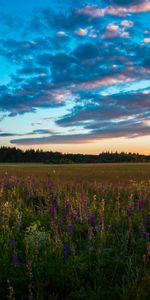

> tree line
[0,147,149,163]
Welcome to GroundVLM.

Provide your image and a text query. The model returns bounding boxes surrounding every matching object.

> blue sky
[0,0,150,154]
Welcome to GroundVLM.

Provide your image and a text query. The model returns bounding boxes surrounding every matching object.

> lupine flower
[56,195,60,212]
[138,198,144,210]
[10,239,16,248]
[65,201,71,215]
[68,224,74,236]
[49,205,55,219]
[143,232,150,239]
[88,214,95,228]
[63,242,70,261]
[12,254,19,267]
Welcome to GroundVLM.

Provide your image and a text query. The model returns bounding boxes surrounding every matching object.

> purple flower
[138,198,144,210]
[12,254,19,266]
[68,224,74,236]
[143,232,150,239]
[10,239,16,248]
[88,214,95,228]
[63,242,70,261]
[49,205,55,219]
[65,201,71,215]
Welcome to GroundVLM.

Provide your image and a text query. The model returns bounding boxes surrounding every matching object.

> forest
[0,147,149,163]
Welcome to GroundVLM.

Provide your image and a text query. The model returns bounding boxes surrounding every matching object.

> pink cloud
[75,28,88,36]
[102,31,119,39]
[121,20,134,27]
[106,2,150,16]
[78,2,150,19]
[78,5,105,17]
[103,23,130,39]
[144,37,150,43]
[106,24,119,31]
[121,31,130,38]
[105,6,129,17]
[129,2,150,13]
[78,73,137,91]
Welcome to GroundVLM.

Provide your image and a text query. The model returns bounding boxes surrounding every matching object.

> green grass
[0,164,150,299]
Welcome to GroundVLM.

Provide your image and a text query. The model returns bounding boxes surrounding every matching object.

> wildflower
[144,232,150,239]
[138,198,144,210]
[0,184,3,196]
[65,200,71,215]
[10,239,16,249]
[49,205,55,219]
[63,242,71,261]
[99,199,105,213]
[68,224,74,236]
[88,214,95,228]
[12,254,19,267]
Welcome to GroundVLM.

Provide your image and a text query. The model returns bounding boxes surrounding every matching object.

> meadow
[0,163,150,300]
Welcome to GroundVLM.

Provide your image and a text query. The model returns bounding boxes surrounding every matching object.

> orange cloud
[103,22,130,39]
[75,28,88,36]
[121,20,134,27]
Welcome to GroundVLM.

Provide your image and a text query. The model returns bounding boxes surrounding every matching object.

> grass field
[0,163,150,300]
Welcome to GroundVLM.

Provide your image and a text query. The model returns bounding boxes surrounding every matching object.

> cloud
[56,90,150,129]
[10,118,150,145]
[0,76,68,116]
[78,2,150,18]
[57,31,68,37]
[102,22,130,39]
[0,0,149,147]
[105,0,145,6]
[144,37,150,43]
[0,35,149,116]
[9,88,150,144]
[40,6,100,32]
[78,6,105,18]
[0,128,57,138]
[0,37,53,63]
[31,129,55,135]
[10,134,95,145]
[121,20,134,27]
[75,28,88,36]
[0,132,16,137]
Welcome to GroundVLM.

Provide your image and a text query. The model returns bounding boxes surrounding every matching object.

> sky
[0,0,150,154]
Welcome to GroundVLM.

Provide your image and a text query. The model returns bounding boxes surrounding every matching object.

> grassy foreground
[0,164,150,300]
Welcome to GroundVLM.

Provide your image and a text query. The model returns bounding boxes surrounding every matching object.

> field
[0,163,150,300]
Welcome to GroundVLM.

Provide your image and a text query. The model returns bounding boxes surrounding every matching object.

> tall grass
[0,165,150,299]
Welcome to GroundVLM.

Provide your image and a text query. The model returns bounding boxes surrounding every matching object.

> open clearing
[0,163,150,300]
